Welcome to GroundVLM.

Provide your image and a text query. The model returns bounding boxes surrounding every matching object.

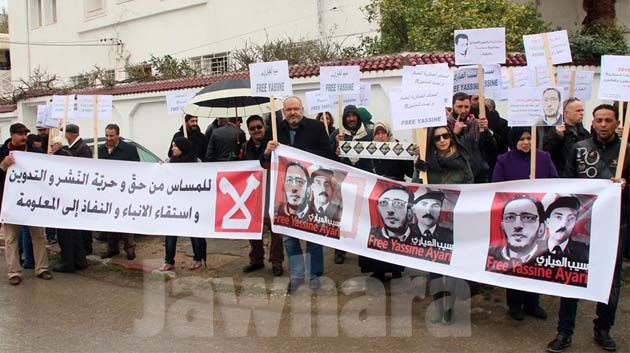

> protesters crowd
[0,92,628,353]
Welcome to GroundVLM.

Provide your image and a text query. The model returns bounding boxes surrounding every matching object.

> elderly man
[98,124,140,260]
[264,96,333,293]
[0,123,53,285]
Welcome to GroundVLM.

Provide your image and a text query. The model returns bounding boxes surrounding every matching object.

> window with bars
[70,73,92,88]
[189,52,230,76]
[29,0,57,29]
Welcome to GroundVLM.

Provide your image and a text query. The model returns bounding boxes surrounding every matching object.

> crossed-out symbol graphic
[219,174,261,229]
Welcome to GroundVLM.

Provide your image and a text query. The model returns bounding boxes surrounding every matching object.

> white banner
[598,55,630,101]
[249,60,292,97]
[388,88,446,131]
[269,145,620,302]
[453,65,501,96]
[454,27,506,66]
[339,141,417,160]
[557,69,594,101]
[0,152,265,239]
[402,64,453,108]
[523,30,572,66]
[166,90,197,116]
[320,66,361,95]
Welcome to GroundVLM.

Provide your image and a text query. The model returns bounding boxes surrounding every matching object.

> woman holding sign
[160,137,207,272]
[492,127,557,321]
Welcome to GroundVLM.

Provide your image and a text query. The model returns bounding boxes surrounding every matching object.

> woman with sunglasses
[492,127,558,321]
[160,137,207,272]
[359,121,413,281]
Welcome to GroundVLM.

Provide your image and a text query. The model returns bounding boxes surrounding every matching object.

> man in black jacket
[205,117,246,162]
[98,124,140,260]
[168,115,208,162]
[263,96,334,293]
[543,98,590,173]
[547,104,628,353]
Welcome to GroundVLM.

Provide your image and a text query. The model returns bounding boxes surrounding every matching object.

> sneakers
[594,328,616,351]
[546,334,572,353]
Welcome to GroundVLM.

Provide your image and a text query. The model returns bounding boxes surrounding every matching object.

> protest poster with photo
[402,64,453,107]
[269,145,620,302]
[249,60,292,97]
[320,66,361,95]
[486,192,595,287]
[508,86,568,127]
[76,95,113,120]
[557,69,594,101]
[454,27,506,66]
[523,30,572,66]
[598,55,630,101]
[452,64,501,96]
[166,90,196,116]
[0,152,266,239]
[388,87,446,130]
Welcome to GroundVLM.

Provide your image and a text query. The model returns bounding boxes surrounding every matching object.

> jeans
[19,226,34,267]
[283,236,323,280]
[164,236,207,265]
[556,230,624,336]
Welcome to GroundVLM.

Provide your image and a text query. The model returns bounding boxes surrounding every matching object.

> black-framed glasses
[502,212,538,224]
[377,198,407,209]
[432,133,450,143]
[248,125,264,131]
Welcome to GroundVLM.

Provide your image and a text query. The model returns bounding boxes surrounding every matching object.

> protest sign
[329,83,372,108]
[523,30,572,66]
[1,152,265,239]
[557,69,594,101]
[305,90,333,116]
[36,105,51,128]
[453,65,501,96]
[249,60,292,97]
[166,90,196,116]
[598,55,630,101]
[388,88,446,130]
[76,95,113,120]
[338,141,417,160]
[508,86,568,127]
[454,27,506,66]
[319,66,361,95]
[402,64,453,107]
[269,144,620,302]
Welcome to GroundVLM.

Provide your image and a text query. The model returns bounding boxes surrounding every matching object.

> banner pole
[182,114,189,139]
[569,69,577,97]
[477,64,487,124]
[270,96,278,142]
[416,129,428,185]
[92,95,99,159]
[616,101,629,179]
[60,95,69,139]
[338,95,344,135]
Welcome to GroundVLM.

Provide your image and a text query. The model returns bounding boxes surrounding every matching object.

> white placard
[36,105,49,128]
[388,87,446,130]
[508,86,568,127]
[402,64,453,107]
[76,95,113,120]
[453,64,502,95]
[557,69,594,101]
[598,55,630,101]
[523,30,572,66]
[305,90,333,116]
[1,152,266,239]
[166,90,196,116]
[329,83,372,108]
[249,60,292,97]
[320,66,361,95]
[454,27,506,65]
[49,95,69,127]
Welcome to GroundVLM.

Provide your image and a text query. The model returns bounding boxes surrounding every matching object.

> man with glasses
[537,88,563,126]
[242,115,284,276]
[278,162,311,220]
[369,186,416,246]
[543,97,590,172]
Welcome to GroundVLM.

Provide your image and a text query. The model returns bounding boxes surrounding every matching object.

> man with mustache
[278,162,311,220]
[168,114,208,161]
[369,186,416,244]
[410,190,453,247]
[543,195,588,263]
[309,166,341,224]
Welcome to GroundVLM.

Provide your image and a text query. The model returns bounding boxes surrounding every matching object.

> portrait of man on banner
[367,181,459,265]
[486,192,595,287]
[536,87,564,126]
[273,156,345,239]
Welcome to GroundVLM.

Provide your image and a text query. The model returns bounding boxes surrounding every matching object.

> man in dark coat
[205,117,246,162]
[0,123,53,285]
[368,186,417,249]
[63,123,94,254]
[98,124,140,260]
[168,115,208,162]
[543,98,590,173]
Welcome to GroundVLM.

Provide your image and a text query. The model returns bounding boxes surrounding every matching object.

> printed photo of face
[311,174,333,208]
[284,164,308,213]
[377,188,410,233]
[546,207,578,244]
[501,198,542,254]
[415,198,442,228]
[455,34,469,57]
[542,88,561,118]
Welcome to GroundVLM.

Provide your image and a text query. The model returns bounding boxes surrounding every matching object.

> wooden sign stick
[183,114,189,139]
[416,129,428,185]
[92,95,99,159]
[270,96,278,142]
[569,69,577,97]
[477,64,487,123]
[616,101,629,179]
[338,95,344,135]
[59,95,69,139]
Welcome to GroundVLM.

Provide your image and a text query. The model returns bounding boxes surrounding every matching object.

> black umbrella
[184,79,282,118]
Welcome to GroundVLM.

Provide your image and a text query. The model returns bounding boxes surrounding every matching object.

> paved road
[0,255,628,353]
